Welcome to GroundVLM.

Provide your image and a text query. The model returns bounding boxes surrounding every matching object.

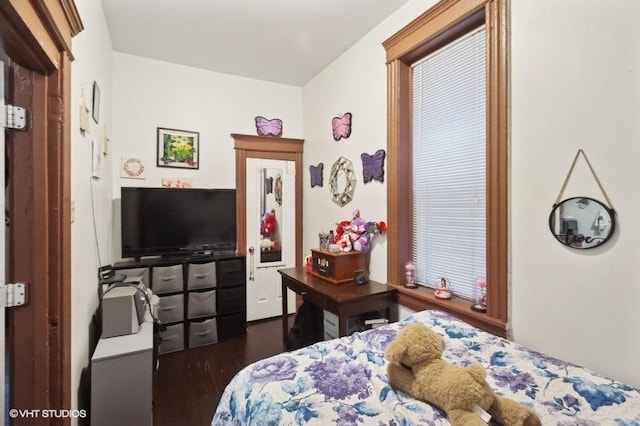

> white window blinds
[411,25,486,300]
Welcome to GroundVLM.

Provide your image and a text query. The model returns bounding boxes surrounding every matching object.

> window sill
[391,283,507,338]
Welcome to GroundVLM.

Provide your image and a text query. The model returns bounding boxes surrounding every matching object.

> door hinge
[0,103,27,130]
[0,283,28,308]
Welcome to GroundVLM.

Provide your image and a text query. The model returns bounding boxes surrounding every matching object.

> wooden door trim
[1,0,81,422]
[232,134,304,268]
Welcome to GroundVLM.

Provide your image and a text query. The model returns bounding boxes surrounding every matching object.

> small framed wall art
[157,127,199,169]
[121,157,147,179]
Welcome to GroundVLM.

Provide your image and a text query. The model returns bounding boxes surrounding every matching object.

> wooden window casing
[383,0,508,336]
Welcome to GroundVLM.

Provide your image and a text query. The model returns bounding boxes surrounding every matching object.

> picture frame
[157,127,199,169]
[120,156,147,179]
[92,81,100,124]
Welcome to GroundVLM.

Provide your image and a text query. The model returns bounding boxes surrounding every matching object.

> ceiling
[101,0,411,86]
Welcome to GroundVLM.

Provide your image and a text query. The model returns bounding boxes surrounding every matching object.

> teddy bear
[385,322,541,426]
[337,233,353,252]
[352,233,370,252]
[333,220,352,244]
[261,209,277,237]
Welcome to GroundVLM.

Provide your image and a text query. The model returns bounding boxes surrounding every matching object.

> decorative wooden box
[309,249,367,284]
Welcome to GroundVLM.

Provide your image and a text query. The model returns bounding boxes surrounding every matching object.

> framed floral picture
[157,127,199,169]
[120,156,147,179]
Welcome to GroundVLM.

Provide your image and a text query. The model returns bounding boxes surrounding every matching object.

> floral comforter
[212,310,640,425]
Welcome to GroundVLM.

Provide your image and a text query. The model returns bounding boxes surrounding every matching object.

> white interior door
[246,158,296,321]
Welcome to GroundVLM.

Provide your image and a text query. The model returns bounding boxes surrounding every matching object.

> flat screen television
[121,187,236,258]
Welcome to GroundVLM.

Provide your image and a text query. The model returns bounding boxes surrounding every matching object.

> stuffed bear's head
[334,220,351,243]
[338,233,352,252]
[350,216,368,235]
[385,323,445,368]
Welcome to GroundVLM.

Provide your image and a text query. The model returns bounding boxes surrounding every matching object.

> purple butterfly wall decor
[309,163,323,188]
[361,149,386,183]
[255,116,283,137]
[332,112,352,141]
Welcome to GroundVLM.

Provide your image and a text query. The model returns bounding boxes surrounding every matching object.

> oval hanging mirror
[548,197,616,249]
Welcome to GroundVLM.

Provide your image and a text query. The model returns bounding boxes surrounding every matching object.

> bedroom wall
[509,0,640,388]
[302,0,439,283]
[303,0,640,388]
[110,53,304,261]
[70,0,114,417]
[68,9,303,416]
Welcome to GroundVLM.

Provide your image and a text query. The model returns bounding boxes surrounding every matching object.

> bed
[212,310,640,425]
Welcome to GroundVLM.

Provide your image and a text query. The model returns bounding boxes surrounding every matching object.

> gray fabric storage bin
[188,318,218,348]
[188,289,216,319]
[152,264,183,294]
[158,323,184,354]
[157,294,184,324]
[187,262,216,289]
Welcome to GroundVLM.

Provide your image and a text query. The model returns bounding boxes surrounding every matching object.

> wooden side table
[279,267,396,344]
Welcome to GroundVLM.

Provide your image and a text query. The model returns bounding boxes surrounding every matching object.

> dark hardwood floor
[153,315,294,426]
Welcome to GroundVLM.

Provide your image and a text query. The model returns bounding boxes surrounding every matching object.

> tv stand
[113,253,246,353]
[212,249,236,256]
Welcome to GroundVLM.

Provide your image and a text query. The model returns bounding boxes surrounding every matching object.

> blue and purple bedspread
[212,310,640,425]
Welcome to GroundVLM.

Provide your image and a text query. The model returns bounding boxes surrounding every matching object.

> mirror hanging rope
[554,149,614,210]
[549,149,616,249]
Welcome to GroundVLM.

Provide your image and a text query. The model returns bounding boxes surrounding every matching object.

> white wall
[70,0,114,418]
[304,0,640,388]
[70,0,640,409]
[70,13,303,414]
[302,0,438,282]
[510,0,640,388]
[111,53,304,260]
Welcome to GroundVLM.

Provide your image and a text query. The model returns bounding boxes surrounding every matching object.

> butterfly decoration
[309,163,324,188]
[331,112,352,141]
[255,116,283,137]
[361,149,386,183]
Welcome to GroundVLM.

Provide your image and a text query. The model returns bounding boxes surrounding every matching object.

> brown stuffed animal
[385,322,541,426]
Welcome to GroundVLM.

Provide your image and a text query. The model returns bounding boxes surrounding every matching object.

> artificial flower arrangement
[332,209,387,252]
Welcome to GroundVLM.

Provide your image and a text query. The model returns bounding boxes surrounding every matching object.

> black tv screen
[121,187,236,258]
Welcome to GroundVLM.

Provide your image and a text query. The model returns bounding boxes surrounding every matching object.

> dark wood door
[1,0,82,423]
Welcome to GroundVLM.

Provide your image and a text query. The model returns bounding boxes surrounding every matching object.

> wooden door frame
[0,0,82,422]
[232,134,304,268]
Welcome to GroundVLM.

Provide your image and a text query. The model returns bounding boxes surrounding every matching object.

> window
[383,0,508,335]
[412,26,486,300]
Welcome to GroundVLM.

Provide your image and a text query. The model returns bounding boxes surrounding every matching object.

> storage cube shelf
[114,254,246,354]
